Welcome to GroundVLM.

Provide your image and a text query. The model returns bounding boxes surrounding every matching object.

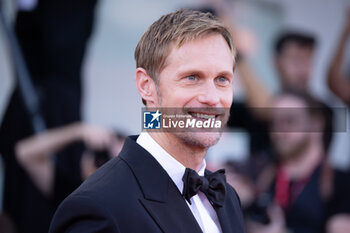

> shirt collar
[136,132,206,193]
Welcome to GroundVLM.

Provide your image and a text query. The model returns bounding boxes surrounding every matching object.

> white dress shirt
[137,132,222,233]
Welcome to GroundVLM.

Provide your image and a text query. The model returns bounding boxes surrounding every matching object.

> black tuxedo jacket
[49,136,245,233]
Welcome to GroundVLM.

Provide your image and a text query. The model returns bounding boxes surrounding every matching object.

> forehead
[161,34,234,75]
[272,95,309,120]
[281,42,314,55]
[274,95,307,108]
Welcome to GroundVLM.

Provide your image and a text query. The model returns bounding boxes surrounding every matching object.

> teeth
[192,113,216,119]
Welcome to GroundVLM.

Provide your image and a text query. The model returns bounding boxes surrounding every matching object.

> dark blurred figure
[326,169,350,233]
[222,158,266,210]
[327,9,350,106]
[15,123,125,205]
[0,213,16,233]
[0,1,98,232]
[325,9,350,233]
[244,91,350,233]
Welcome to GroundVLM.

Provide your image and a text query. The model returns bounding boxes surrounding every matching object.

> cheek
[221,89,233,107]
[287,133,307,146]
[159,83,233,107]
[159,87,195,106]
[271,132,303,145]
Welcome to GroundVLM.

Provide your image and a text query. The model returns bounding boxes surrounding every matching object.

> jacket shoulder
[226,183,243,209]
[50,156,141,232]
[49,194,120,233]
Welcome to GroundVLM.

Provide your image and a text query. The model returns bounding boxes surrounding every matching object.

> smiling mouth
[188,111,220,121]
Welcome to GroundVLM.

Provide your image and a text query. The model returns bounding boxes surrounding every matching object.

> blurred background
[0,0,349,232]
[1,0,349,135]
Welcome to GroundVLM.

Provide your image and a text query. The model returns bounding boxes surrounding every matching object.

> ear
[135,68,158,107]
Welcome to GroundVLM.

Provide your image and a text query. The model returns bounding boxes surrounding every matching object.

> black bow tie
[182,168,226,208]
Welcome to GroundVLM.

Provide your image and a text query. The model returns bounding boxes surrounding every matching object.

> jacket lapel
[204,170,245,233]
[139,184,203,233]
[214,194,246,233]
[119,136,202,233]
[216,206,233,233]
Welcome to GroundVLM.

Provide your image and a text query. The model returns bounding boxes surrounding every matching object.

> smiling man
[49,9,245,233]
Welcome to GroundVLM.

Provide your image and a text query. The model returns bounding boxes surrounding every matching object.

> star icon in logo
[151,110,161,122]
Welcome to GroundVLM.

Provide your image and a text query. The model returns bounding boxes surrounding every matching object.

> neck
[149,132,206,171]
[282,141,324,180]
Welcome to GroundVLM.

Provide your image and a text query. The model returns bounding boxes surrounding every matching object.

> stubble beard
[156,86,226,149]
[174,131,222,149]
[276,136,311,163]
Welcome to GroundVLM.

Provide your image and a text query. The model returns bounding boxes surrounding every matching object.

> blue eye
[186,75,196,81]
[217,76,229,84]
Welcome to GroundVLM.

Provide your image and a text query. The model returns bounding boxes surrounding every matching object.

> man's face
[153,34,234,148]
[276,42,314,92]
[269,95,312,161]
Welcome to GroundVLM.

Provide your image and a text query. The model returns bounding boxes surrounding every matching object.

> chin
[275,138,310,162]
[176,131,222,148]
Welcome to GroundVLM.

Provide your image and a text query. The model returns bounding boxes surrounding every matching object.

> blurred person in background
[15,123,125,204]
[325,8,350,233]
[327,9,350,106]
[245,91,350,233]
[227,31,318,160]
[268,92,332,233]
[0,0,98,232]
[274,32,316,93]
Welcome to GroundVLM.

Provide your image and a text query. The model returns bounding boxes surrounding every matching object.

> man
[247,91,333,233]
[228,31,317,158]
[49,9,245,233]
[274,32,316,93]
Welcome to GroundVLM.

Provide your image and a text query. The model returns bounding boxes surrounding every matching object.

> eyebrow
[176,69,234,79]
[217,71,234,79]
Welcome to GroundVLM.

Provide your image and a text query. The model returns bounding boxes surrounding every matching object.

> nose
[197,81,220,106]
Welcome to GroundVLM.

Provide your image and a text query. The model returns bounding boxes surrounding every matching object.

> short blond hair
[134,9,236,81]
